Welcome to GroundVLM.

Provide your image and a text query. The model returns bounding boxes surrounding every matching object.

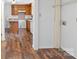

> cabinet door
[18,5,26,11]
[9,21,18,33]
[11,4,32,15]
[11,5,18,15]
[26,21,30,32]
[26,4,32,15]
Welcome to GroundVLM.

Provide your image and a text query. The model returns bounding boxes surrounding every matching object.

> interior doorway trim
[32,0,39,50]
[53,0,61,48]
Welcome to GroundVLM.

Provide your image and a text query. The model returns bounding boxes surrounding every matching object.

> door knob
[62,21,66,26]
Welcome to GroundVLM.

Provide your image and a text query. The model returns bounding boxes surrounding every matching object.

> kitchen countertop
[8,15,32,22]
[7,15,32,21]
[8,20,32,22]
[8,15,32,19]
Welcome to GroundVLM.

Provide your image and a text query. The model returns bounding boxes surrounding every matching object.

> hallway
[1,29,76,59]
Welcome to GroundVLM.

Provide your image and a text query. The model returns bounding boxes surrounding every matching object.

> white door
[61,1,77,57]
[38,0,55,48]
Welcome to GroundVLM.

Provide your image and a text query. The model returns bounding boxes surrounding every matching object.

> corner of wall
[61,47,77,58]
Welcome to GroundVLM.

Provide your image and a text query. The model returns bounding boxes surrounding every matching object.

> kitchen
[4,1,32,33]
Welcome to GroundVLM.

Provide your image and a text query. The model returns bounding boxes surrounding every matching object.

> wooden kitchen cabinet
[26,21,30,32]
[9,21,30,32]
[11,4,32,15]
[11,5,18,15]
[11,4,31,32]
[25,4,31,15]
[9,21,18,33]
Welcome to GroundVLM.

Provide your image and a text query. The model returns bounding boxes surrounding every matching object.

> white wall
[1,1,5,41]
[61,0,77,58]
[4,2,11,28]
[38,0,55,48]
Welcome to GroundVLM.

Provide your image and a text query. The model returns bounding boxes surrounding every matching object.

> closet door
[9,21,18,33]
[38,0,55,48]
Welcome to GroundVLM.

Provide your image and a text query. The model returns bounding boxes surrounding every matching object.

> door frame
[53,0,61,48]
[32,0,39,50]
[32,0,61,50]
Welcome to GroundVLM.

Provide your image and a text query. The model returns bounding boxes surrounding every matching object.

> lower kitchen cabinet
[26,20,30,32]
[9,21,18,33]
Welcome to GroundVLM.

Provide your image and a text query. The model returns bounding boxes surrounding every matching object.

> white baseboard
[62,47,77,58]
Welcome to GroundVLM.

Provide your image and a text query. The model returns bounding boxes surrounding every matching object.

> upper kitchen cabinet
[11,3,32,15]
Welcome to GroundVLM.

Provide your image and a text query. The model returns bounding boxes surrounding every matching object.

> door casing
[32,0,61,50]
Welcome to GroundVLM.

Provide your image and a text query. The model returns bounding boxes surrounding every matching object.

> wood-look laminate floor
[1,29,76,59]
